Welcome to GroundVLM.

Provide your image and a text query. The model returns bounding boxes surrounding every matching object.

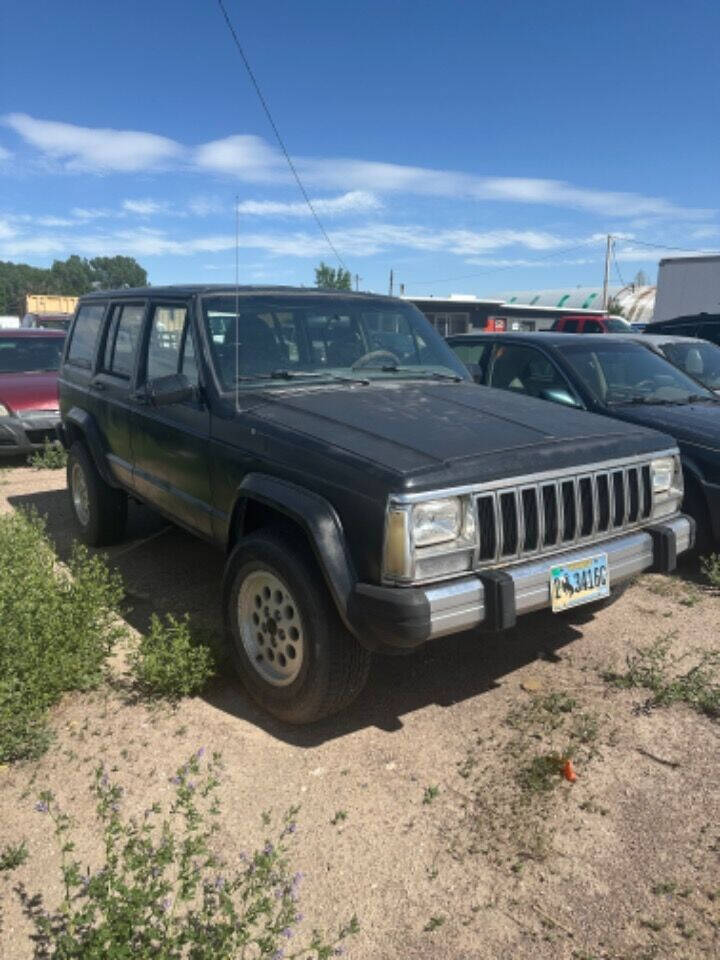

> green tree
[89,255,147,289]
[314,262,351,290]
[0,255,148,314]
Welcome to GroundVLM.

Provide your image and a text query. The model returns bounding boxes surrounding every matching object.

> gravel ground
[1,464,719,959]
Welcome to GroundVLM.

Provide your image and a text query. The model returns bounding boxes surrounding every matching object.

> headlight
[412,498,461,546]
[0,401,12,418]
[383,495,478,582]
[651,454,683,518]
[651,457,674,494]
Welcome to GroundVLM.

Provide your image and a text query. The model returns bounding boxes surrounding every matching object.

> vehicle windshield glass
[607,317,632,332]
[561,341,718,406]
[659,340,720,390]
[0,336,66,373]
[201,295,468,389]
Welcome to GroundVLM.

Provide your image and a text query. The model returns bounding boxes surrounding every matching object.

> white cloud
[3,113,713,221]
[122,198,171,215]
[236,190,381,217]
[0,145,11,161]
[0,222,605,261]
[3,113,184,172]
[0,218,16,240]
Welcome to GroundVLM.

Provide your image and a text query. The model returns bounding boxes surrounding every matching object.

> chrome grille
[474,462,653,567]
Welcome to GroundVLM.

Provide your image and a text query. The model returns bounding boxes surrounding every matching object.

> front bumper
[0,413,61,456]
[348,515,694,650]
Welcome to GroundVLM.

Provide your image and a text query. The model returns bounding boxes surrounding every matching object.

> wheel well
[228,497,309,554]
[63,421,84,450]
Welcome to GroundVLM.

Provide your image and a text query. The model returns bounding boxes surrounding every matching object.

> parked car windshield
[201,295,468,389]
[657,340,720,391]
[0,335,66,374]
[607,317,632,332]
[561,341,718,406]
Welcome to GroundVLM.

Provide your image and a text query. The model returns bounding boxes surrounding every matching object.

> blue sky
[1,0,719,296]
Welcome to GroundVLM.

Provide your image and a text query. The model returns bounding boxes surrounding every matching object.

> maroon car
[0,329,66,456]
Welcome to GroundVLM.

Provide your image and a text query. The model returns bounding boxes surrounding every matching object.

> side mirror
[146,373,194,406]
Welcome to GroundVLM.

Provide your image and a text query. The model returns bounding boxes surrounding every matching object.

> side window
[104,304,145,379]
[488,345,578,405]
[563,319,579,333]
[451,342,489,367]
[698,324,720,347]
[66,303,106,368]
[585,320,603,333]
[147,305,187,380]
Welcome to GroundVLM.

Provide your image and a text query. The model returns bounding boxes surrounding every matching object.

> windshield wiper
[608,396,703,407]
[368,364,463,382]
[235,369,371,385]
[685,394,719,404]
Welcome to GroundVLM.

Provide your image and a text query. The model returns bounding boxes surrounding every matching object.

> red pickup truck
[551,314,632,333]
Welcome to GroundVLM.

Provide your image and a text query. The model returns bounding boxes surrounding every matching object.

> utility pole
[354,273,361,292]
[602,234,613,311]
[389,269,394,297]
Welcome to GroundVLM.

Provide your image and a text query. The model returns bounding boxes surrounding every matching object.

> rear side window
[451,342,490,366]
[584,320,603,333]
[66,303,106,368]
[103,304,145,379]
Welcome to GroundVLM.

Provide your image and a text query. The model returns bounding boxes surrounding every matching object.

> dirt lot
[1,464,719,959]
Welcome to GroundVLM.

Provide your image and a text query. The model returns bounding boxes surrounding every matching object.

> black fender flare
[230,474,359,638]
[59,408,118,488]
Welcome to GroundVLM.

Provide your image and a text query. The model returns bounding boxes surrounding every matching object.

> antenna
[235,194,240,412]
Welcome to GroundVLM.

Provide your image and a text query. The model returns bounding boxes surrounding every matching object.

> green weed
[0,840,29,872]
[24,751,359,958]
[701,553,720,589]
[423,916,445,932]
[130,613,217,701]
[422,785,440,805]
[27,438,67,470]
[0,510,124,763]
[602,632,719,719]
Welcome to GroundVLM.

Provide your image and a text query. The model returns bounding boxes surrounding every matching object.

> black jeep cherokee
[58,286,693,723]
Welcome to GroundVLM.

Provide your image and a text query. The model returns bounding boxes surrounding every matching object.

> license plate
[550,554,609,612]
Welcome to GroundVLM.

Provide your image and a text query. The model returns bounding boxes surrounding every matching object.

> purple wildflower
[271,951,284,960]
[34,800,49,814]
[169,776,181,786]
[100,772,109,787]
[282,927,293,939]
[263,842,274,856]
[214,876,225,891]
[195,747,205,760]
[333,948,345,957]
[161,898,172,912]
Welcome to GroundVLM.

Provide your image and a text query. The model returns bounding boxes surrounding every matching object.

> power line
[215,0,348,271]
[611,244,625,286]
[617,237,720,255]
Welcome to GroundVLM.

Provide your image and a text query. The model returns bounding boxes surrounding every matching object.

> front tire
[67,441,127,546]
[223,530,371,723]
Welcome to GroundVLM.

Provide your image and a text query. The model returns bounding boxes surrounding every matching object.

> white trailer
[654,255,720,321]
[0,315,20,329]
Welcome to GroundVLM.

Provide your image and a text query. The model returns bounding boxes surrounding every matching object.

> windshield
[201,295,468,389]
[607,317,632,332]
[659,340,720,390]
[562,341,718,406]
[0,336,66,374]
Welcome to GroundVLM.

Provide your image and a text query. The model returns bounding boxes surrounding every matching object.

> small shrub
[422,785,440,805]
[130,613,216,700]
[0,510,124,763]
[25,751,358,959]
[603,633,719,719]
[27,438,67,470]
[0,840,29,872]
[701,553,720,589]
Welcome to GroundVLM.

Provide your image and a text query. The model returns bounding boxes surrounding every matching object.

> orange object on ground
[562,759,577,782]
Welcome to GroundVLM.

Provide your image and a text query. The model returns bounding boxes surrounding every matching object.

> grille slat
[472,459,657,568]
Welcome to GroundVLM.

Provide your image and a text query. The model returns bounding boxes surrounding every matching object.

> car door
[486,343,583,407]
[90,300,147,490]
[131,300,213,536]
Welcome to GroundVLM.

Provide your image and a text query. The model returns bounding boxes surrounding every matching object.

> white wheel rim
[71,462,90,527]
[237,570,305,687]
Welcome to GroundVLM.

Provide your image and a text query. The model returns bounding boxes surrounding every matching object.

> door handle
[90,379,106,391]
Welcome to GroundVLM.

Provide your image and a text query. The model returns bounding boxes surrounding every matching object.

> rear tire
[223,529,371,723]
[66,441,127,546]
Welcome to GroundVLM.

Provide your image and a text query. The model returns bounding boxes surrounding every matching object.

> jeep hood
[249,381,673,490]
